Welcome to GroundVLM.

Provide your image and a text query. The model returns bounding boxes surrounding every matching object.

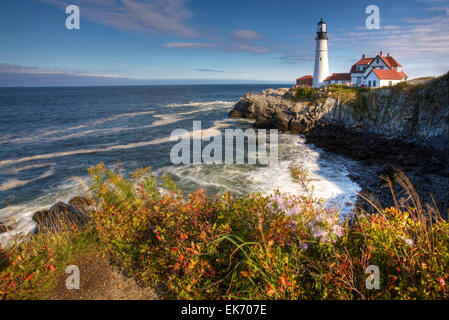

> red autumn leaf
[25,273,34,282]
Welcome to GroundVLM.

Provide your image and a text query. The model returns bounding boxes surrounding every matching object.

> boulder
[0,223,10,234]
[68,196,93,212]
[33,201,88,233]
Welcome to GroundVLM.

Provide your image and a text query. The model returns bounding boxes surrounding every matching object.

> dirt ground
[49,252,160,300]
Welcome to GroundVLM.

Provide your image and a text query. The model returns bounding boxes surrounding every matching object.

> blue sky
[0,0,448,86]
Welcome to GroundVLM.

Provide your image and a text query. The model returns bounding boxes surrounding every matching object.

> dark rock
[33,202,88,233]
[68,196,93,212]
[0,223,10,234]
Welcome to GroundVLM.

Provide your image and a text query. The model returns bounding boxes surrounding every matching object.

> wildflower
[300,243,309,250]
[24,273,34,282]
[400,236,414,247]
[266,285,275,296]
[278,273,289,286]
[439,277,446,288]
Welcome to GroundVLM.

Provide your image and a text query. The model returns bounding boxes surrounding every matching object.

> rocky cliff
[230,73,449,216]
[230,73,449,152]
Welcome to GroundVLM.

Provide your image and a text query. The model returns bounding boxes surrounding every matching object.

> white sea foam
[159,133,360,216]
[1,106,221,145]
[0,163,56,192]
[0,110,157,144]
[0,177,89,247]
[163,100,234,108]
[247,134,361,215]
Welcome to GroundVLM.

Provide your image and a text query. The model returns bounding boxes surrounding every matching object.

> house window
[368,80,372,87]
[389,81,393,86]
[373,80,377,87]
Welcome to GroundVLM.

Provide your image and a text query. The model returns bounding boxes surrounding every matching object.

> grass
[1,163,448,300]
[0,225,102,299]
[289,164,311,193]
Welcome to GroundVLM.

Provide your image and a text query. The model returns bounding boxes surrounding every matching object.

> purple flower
[333,225,344,238]
[400,236,414,246]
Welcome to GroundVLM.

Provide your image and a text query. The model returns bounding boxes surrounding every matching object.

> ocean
[0,85,360,246]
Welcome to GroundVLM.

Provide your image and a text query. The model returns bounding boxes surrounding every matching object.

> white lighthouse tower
[313,18,330,88]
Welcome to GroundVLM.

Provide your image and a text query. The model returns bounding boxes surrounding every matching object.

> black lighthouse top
[316,18,328,40]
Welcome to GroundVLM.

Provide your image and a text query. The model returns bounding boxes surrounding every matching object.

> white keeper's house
[296,20,408,88]
[348,51,408,87]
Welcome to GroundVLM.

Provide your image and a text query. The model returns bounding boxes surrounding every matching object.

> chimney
[380,50,383,56]
[362,54,366,59]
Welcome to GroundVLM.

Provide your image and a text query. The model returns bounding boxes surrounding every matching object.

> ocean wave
[1,108,218,145]
[163,100,235,108]
[0,163,56,192]
[248,134,361,215]
[0,177,89,247]
[0,110,157,144]
[155,133,361,216]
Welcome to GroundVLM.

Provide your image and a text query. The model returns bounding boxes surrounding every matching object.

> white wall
[379,79,403,87]
[364,56,389,77]
[364,71,380,87]
[365,71,404,88]
[313,39,329,87]
[351,74,363,86]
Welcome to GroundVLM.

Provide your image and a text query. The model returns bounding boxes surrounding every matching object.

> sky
[0,0,448,86]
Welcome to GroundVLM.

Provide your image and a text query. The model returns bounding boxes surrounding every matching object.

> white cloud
[162,42,216,49]
[234,44,272,54]
[42,0,199,37]
[0,63,124,78]
[232,29,264,40]
[332,13,449,77]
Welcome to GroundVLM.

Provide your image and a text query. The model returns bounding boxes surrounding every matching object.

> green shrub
[292,87,320,101]
[2,164,448,300]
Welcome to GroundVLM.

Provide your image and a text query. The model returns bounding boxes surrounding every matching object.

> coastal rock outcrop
[33,197,91,233]
[0,223,10,234]
[231,74,449,152]
[230,73,449,216]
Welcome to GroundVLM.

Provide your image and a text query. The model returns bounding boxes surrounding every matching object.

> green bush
[292,86,320,101]
[2,164,448,300]
[87,164,449,300]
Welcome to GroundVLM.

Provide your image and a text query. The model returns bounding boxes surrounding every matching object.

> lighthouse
[313,18,330,87]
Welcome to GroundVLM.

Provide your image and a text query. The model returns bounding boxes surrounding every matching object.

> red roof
[398,70,408,78]
[296,75,313,81]
[371,69,407,80]
[324,73,351,82]
[385,56,402,68]
[356,58,373,66]
[351,54,404,74]
[350,58,373,73]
